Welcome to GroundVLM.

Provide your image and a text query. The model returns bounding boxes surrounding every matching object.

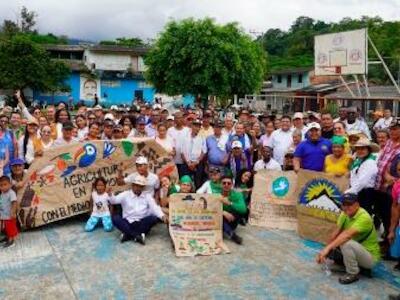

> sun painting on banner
[299,178,342,212]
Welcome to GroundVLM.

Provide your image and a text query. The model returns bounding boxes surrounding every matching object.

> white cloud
[0,0,399,41]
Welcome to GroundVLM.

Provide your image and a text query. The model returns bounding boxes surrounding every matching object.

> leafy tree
[145,18,266,105]
[20,6,37,33]
[0,35,70,101]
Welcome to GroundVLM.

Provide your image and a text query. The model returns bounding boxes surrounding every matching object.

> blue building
[33,45,158,107]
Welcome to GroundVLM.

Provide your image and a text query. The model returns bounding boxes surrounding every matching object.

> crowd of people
[1,90,400,285]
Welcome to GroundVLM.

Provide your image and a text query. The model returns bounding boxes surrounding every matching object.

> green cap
[331,135,346,146]
[180,175,193,184]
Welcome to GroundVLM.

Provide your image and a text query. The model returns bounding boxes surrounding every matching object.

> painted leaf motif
[121,141,134,157]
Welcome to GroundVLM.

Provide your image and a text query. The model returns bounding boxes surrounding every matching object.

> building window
[298,74,303,83]
[277,75,282,83]
[287,75,292,88]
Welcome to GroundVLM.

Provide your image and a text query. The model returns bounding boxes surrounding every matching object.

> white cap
[132,175,147,186]
[231,140,243,149]
[166,115,174,121]
[293,112,304,119]
[153,104,162,110]
[135,156,148,165]
[104,113,115,121]
[94,104,102,110]
[307,122,321,131]
[110,105,118,110]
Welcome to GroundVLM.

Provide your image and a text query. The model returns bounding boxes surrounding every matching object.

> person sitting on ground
[324,135,352,177]
[316,193,380,285]
[110,174,167,245]
[253,145,281,172]
[117,156,160,199]
[196,167,222,195]
[220,175,247,245]
[0,175,19,248]
[85,177,113,232]
[294,122,332,172]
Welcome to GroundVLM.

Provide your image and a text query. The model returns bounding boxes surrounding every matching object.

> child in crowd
[0,176,18,248]
[85,177,113,232]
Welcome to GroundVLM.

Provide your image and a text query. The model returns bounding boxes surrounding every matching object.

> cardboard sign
[18,139,177,229]
[169,194,229,257]
[296,170,349,244]
[249,170,298,230]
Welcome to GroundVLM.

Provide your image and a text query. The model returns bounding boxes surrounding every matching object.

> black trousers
[358,188,392,236]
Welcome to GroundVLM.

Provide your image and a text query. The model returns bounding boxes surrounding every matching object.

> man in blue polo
[293,122,332,172]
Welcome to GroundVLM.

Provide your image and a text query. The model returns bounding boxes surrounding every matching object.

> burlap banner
[18,138,177,229]
[169,194,230,257]
[249,170,298,230]
[296,170,349,244]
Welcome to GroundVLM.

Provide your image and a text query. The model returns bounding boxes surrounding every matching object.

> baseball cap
[104,113,115,121]
[137,116,146,124]
[135,156,148,165]
[110,105,118,111]
[153,104,162,110]
[113,124,123,131]
[293,112,304,119]
[132,175,147,186]
[10,158,25,166]
[94,104,102,110]
[232,140,243,149]
[166,115,174,121]
[192,119,202,126]
[180,175,193,184]
[209,166,221,173]
[63,121,74,130]
[214,120,224,128]
[307,122,321,130]
[342,193,358,206]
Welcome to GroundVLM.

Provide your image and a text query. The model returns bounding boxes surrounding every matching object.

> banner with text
[249,170,298,230]
[296,170,348,244]
[18,138,177,229]
[169,194,230,257]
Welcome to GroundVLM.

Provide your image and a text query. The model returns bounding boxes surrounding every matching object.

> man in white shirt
[53,121,79,147]
[167,111,190,177]
[117,156,160,199]
[110,174,167,244]
[345,107,371,139]
[254,146,282,172]
[182,119,207,189]
[145,110,160,138]
[373,109,393,132]
[267,115,293,165]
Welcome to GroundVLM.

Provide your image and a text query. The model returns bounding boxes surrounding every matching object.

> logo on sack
[299,178,342,212]
[271,176,290,197]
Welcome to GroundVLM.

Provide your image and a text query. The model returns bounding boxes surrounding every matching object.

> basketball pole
[368,35,400,95]
[339,75,356,98]
[353,75,362,96]
[362,75,371,97]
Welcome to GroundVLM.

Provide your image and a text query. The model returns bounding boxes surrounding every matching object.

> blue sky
[1,0,399,41]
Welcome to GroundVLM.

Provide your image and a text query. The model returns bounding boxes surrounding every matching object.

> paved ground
[1,217,400,300]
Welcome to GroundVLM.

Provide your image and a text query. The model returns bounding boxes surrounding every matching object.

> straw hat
[353,137,379,153]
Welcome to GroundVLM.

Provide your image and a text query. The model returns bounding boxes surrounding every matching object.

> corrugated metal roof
[326,85,400,100]
[270,67,313,75]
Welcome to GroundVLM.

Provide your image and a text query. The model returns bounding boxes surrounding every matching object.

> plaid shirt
[375,140,400,189]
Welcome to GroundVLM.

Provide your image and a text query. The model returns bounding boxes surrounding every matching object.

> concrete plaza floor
[1,217,400,300]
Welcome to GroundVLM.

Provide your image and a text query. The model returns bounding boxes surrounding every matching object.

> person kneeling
[316,193,381,284]
[220,175,247,245]
[110,175,167,245]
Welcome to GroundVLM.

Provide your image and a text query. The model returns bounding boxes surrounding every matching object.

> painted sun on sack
[18,139,177,229]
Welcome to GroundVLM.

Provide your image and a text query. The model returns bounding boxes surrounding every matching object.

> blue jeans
[223,217,239,238]
[85,215,113,232]
[112,215,159,238]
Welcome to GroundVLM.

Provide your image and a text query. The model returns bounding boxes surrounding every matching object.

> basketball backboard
[314,28,367,76]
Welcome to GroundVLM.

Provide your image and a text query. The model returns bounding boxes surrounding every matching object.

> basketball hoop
[318,65,342,75]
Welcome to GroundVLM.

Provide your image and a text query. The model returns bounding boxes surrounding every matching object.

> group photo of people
[1,89,400,286]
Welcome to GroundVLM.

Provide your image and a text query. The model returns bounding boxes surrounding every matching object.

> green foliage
[145,18,266,99]
[0,35,70,92]
[263,16,400,83]
[99,37,145,47]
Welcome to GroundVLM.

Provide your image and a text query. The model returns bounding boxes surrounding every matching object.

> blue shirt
[294,137,332,171]
[206,135,227,166]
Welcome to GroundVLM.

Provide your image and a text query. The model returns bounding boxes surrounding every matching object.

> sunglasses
[222,181,232,185]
